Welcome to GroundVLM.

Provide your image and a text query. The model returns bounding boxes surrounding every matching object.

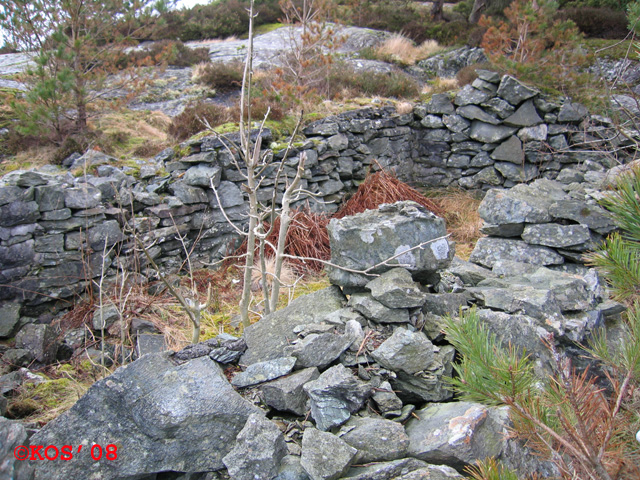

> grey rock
[0,417,35,480]
[0,186,32,206]
[87,220,124,250]
[327,133,349,151]
[303,364,372,431]
[445,257,496,286]
[304,122,339,136]
[0,201,40,227]
[31,353,260,480]
[494,162,539,182]
[241,286,346,365]
[405,402,506,470]
[522,223,591,248]
[365,268,426,309]
[420,115,444,128]
[418,46,486,79]
[481,97,515,119]
[231,356,296,388]
[425,94,455,115]
[261,367,319,416]
[496,75,538,106]
[469,121,517,143]
[222,413,288,480]
[0,302,21,338]
[480,222,525,237]
[472,166,502,186]
[443,114,471,133]
[70,150,115,170]
[275,455,311,480]
[371,328,434,375]
[210,180,245,208]
[287,333,352,369]
[64,185,102,209]
[340,416,409,463]
[348,293,410,324]
[344,319,365,353]
[168,182,208,204]
[422,292,471,317]
[454,85,491,106]
[390,345,455,403]
[0,394,5,416]
[327,201,454,288]
[394,465,463,480]
[491,136,523,163]
[469,237,564,269]
[503,100,542,127]
[15,324,57,364]
[92,304,121,331]
[0,368,45,396]
[182,151,216,164]
[457,105,500,125]
[343,458,449,480]
[558,102,589,123]
[35,185,66,212]
[1,348,33,368]
[130,318,160,336]
[372,380,403,416]
[477,70,501,83]
[556,168,585,184]
[207,334,247,364]
[184,165,222,188]
[549,201,616,235]
[135,334,167,357]
[518,124,548,142]
[300,428,357,480]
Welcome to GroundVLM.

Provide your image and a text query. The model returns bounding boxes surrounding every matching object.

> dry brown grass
[426,188,484,260]
[422,77,459,95]
[376,35,443,66]
[395,101,414,115]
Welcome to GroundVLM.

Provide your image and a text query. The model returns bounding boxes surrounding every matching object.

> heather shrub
[557,7,629,38]
[168,101,231,141]
[327,62,420,99]
[125,40,210,67]
[192,61,244,92]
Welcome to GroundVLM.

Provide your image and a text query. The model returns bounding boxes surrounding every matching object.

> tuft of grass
[422,77,459,95]
[375,35,444,66]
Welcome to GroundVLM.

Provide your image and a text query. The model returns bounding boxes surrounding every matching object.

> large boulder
[327,202,454,288]
[0,417,35,480]
[31,352,260,480]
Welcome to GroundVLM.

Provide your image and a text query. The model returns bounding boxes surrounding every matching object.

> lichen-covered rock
[327,201,454,288]
[231,356,297,388]
[300,428,357,480]
[261,367,319,416]
[365,268,427,309]
[371,328,434,375]
[339,416,409,463]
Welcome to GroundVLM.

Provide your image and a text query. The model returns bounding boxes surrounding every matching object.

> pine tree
[0,0,171,142]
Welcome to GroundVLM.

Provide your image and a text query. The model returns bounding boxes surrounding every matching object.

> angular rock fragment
[223,413,288,480]
[349,293,410,324]
[261,367,319,416]
[286,333,352,369]
[300,428,357,480]
[232,356,297,388]
[365,268,427,309]
[304,364,372,431]
[469,237,564,269]
[371,328,434,375]
[372,380,403,416]
[339,416,409,463]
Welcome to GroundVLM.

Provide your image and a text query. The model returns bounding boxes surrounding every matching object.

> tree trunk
[431,0,445,21]
[469,0,488,23]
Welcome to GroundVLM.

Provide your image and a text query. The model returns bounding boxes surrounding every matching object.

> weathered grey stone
[470,237,564,269]
[222,413,288,480]
[241,287,346,365]
[503,100,542,127]
[15,324,57,364]
[31,353,260,480]
[365,268,426,309]
[472,166,502,186]
[304,122,340,136]
[136,333,167,357]
[0,186,32,206]
[286,333,352,369]
[261,367,319,416]
[303,364,372,431]
[496,75,538,106]
[491,136,523,163]
[92,304,121,331]
[472,77,498,93]
[87,220,124,250]
[0,417,35,480]
[425,95,455,115]
[443,114,470,133]
[0,201,40,227]
[64,185,102,209]
[300,428,357,480]
[522,223,591,248]
[445,257,496,286]
[0,302,21,338]
[405,402,506,470]
[518,124,548,142]
[35,185,65,212]
[558,102,589,123]
[495,162,539,182]
[327,133,349,151]
[231,356,296,388]
[420,115,444,128]
[421,292,471,317]
[70,150,115,170]
[207,334,247,364]
[480,223,525,237]
[348,293,410,324]
[556,168,585,184]
[390,345,455,403]
[181,151,217,164]
[275,455,311,480]
[481,97,515,119]
[372,380,403,416]
[470,284,563,322]
[168,182,208,204]
[340,416,409,463]
[372,328,434,375]
[1,348,33,368]
[454,85,491,106]
[549,201,616,235]
[344,458,452,480]
[183,165,222,188]
[130,318,159,336]
[318,179,345,196]
[469,121,517,143]
[457,105,500,125]
[327,201,454,288]
[210,180,245,208]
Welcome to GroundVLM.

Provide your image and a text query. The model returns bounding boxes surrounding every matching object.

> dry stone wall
[0,71,633,335]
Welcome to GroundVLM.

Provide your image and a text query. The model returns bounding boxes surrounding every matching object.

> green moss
[253,23,285,36]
